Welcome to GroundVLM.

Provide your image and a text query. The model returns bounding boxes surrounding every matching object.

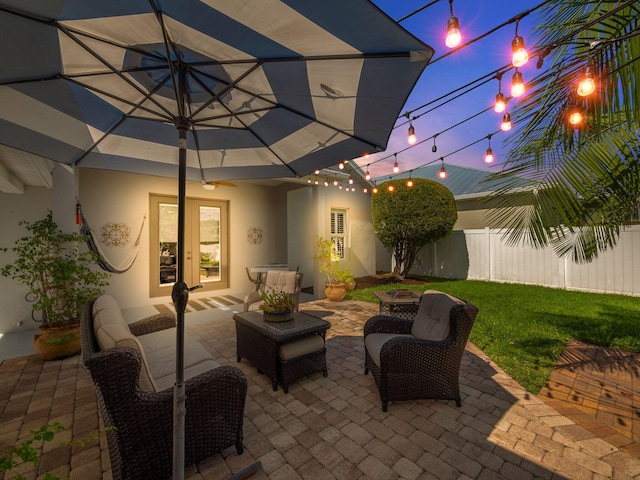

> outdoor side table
[373,290,421,320]
[233,310,330,392]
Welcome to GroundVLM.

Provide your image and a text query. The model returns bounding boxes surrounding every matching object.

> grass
[346,278,640,394]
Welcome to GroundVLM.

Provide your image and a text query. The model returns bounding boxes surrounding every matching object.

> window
[330,208,347,260]
[150,195,229,297]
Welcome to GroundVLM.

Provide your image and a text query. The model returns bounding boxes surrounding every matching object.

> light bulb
[407,124,417,145]
[333,178,338,186]
[324,180,329,187]
[307,177,311,184]
[568,106,583,126]
[365,170,371,181]
[501,113,512,131]
[439,166,447,179]
[485,147,494,163]
[577,66,595,96]
[494,92,506,113]
[511,71,524,97]
[372,186,378,194]
[393,161,399,174]
[351,187,355,192]
[348,176,354,185]
[511,35,529,67]
[314,169,320,175]
[406,178,414,188]
[338,162,344,169]
[363,187,368,193]
[446,16,461,48]
[388,184,395,192]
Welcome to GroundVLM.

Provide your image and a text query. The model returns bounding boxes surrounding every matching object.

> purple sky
[361,0,541,180]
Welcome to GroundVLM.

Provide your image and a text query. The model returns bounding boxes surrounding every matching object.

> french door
[150,194,229,297]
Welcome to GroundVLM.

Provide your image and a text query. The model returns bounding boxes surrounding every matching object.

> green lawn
[346,278,640,394]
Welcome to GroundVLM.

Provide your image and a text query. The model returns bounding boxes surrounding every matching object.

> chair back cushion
[411,290,463,341]
[263,270,297,293]
[92,295,157,392]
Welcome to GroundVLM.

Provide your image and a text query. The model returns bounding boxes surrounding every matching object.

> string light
[485,134,494,163]
[333,176,338,186]
[372,183,379,194]
[388,181,395,192]
[501,112,512,131]
[568,105,584,126]
[577,65,595,96]
[406,174,414,188]
[438,158,447,179]
[307,176,311,184]
[363,187,368,193]
[324,179,329,187]
[432,134,438,153]
[338,162,344,169]
[314,169,320,175]
[407,123,417,145]
[393,154,400,174]
[511,69,524,97]
[511,20,529,68]
[348,176,354,185]
[365,168,371,181]
[494,74,506,113]
[445,0,461,48]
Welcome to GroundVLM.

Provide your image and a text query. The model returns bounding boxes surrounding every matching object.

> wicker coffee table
[373,290,421,319]
[234,311,330,392]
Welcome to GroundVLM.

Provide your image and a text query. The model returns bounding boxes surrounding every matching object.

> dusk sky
[361,0,542,180]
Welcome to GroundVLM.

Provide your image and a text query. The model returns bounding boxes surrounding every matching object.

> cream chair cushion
[263,270,297,293]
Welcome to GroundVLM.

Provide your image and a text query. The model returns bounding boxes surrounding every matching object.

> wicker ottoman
[278,334,327,393]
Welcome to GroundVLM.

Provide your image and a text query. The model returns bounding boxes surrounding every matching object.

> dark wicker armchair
[80,302,247,480]
[364,290,478,412]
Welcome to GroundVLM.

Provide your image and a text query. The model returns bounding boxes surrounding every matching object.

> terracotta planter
[33,324,81,361]
[325,284,346,302]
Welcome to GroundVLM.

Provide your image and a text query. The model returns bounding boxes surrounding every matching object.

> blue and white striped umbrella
[0,2,432,477]
[0,0,432,183]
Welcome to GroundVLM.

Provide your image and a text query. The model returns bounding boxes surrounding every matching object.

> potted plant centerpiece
[314,237,354,302]
[1,212,109,360]
[259,289,296,322]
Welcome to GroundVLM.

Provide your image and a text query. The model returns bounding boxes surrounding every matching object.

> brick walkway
[539,340,640,459]
[1,300,640,479]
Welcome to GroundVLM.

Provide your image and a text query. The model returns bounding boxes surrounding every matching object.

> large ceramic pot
[33,324,81,360]
[325,283,346,302]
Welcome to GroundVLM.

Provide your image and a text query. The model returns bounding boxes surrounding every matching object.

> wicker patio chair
[80,302,247,480]
[364,290,478,412]
[243,270,303,312]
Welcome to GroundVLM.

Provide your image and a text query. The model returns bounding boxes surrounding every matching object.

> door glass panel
[159,203,177,286]
[199,206,220,283]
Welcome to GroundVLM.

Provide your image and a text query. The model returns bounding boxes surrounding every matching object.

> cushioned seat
[364,290,478,411]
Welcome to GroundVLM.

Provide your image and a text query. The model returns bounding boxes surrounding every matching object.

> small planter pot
[33,324,81,361]
[325,283,346,302]
[263,310,293,322]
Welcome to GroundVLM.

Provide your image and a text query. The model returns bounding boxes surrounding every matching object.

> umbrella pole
[172,115,189,480]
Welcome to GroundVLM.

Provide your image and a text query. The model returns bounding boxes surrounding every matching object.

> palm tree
[486,0,640,263]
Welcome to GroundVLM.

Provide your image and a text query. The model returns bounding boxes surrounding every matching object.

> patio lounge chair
[364,290,478,411]
[243,270,303,312]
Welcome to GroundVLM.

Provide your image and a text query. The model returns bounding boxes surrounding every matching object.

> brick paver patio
[1,299,640,479]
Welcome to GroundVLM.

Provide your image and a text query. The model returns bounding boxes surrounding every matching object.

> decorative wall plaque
[247,226,263,245]
[100,223,131,247]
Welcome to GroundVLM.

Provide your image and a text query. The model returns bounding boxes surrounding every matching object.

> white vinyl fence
[411,226,640,297]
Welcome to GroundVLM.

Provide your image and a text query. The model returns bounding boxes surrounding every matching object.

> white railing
[411,226,640,297]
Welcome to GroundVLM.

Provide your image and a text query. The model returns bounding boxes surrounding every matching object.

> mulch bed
[353,274,430,290]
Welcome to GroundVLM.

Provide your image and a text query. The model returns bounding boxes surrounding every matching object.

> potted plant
[314,237,353,301]
[1,212,110,360]
[259,289,296,322]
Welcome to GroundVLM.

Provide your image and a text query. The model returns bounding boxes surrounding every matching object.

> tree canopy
[372,178,457,278]
[486,1,640,263]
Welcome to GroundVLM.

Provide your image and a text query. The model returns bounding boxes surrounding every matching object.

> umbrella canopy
[0,0,432,183]
[0,1,433,477]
